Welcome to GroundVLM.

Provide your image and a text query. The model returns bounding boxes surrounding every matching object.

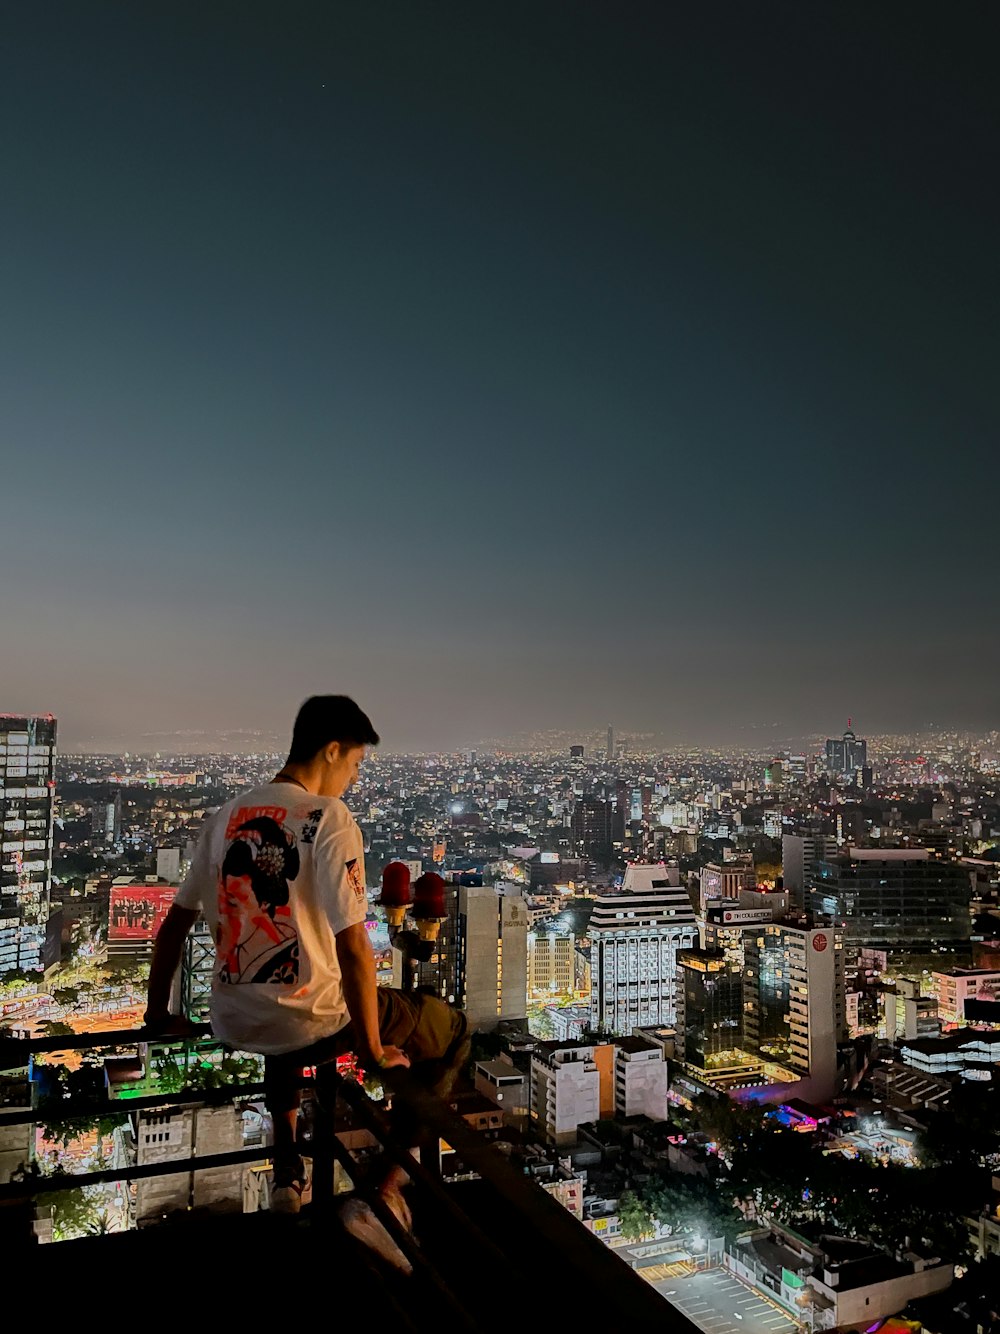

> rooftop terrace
[0,1026,699,1329]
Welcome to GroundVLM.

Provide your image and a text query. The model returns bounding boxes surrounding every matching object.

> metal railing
[0,1026,699,1330]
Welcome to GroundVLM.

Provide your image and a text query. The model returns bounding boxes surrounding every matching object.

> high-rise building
[825,724,867,779]
[742,921,846,1100]
[589,863,697,1034]
[572,797,614,864]
[782,833,839,909]
[458,884,528,1032]
[0,715,57,974]
[698,855,755,913]
[91,790,122,846]
[527,924,576,1000]
[402,882,529,1033]
[676,948,743,1068]
[807,847,972,956]
[606,726,615,761]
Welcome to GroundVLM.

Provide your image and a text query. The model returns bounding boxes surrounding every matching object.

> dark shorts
[264,988,469,1114]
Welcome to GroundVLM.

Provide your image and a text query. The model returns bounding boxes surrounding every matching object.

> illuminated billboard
[108,883,176,942]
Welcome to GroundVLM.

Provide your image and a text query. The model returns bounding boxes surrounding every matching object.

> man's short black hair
[287,696,379,762]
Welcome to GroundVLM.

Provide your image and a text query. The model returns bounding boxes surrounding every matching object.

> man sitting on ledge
[144,694,470,1266]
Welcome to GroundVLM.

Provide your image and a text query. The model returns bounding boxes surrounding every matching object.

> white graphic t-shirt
[173,783,368,1054]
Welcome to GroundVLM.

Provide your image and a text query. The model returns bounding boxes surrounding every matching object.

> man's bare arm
[144,904,200,1029]
[335,921,410,1070]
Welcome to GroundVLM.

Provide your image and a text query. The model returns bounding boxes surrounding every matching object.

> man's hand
[373,1045,411,1071]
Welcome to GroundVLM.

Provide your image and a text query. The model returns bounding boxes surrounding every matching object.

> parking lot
[651,1268,801,1334]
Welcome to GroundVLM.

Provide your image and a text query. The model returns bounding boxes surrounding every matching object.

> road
[652,1268,801,1334]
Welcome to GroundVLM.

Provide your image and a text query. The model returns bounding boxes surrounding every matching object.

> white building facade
[529,1043,601,1146]
[614,1041,669,1120]
[589,864,697,1034]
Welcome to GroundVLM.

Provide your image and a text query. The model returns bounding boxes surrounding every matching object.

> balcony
[0,1026,698,1329]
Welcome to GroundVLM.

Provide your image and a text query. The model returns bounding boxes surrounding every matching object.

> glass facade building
[824,728,867,778]
[742,922,845,1093]
[0,715,57,973]
[676,948,743,1067]
[808,848,971,955]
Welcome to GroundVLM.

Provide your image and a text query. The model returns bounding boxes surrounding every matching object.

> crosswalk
[640,1259,696,1282]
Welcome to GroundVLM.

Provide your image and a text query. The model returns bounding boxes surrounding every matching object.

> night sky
[2,3,997,752]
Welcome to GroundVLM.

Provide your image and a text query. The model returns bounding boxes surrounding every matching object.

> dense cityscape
[4,1,997,1326]
[2,712,999,1327]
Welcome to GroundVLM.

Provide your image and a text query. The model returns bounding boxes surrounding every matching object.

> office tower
[825,723,867,779]
[405,883,528,1033]
[613,781,628,845]
[626,785,653,824]
[91,790,122,846]
[743,921,845,1100]
[572,796,614,863]
[782,833,839,908]
[0,715,56,973]
[807,847,972,956]
[589,863,697,1034]
[676,948,743,1068]
[606,726,615,761]
[698,855,755,913]
[569,745,584,759]
[527,924,576,1000]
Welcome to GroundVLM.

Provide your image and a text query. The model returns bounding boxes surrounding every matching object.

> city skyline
[3,3,997,753]
[18,713,1000,758]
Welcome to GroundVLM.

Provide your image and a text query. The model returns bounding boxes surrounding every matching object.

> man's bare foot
[340,1198,412,1275]
[378,1180,413,1233]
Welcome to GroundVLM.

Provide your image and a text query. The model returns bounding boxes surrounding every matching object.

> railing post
[311,1062,338,1218]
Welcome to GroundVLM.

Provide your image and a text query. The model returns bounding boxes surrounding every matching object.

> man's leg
[283,995,468,1215]
[263,1050,308,1209]
[368,989,470,1199]
[264,1033,347,1207]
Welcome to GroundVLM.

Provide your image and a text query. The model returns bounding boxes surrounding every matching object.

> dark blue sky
[2,3,997,751]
